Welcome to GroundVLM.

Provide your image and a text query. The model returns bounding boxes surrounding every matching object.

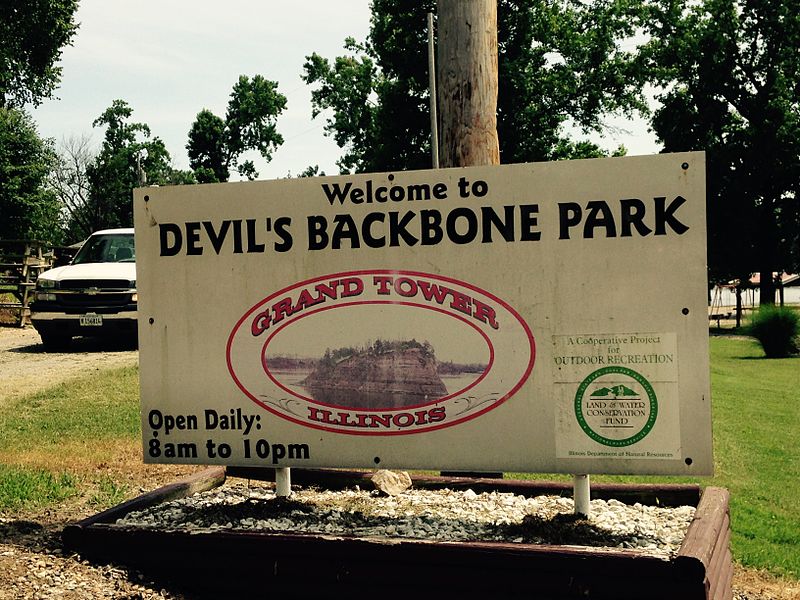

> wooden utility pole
[436,0,500,167]
[436,0,502,482]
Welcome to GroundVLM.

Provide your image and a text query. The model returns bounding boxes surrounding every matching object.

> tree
[302,39,387,173]
[187,75,287,182]
[0,107,62,242]
[302,0,647,174]
[187,110,228,183]
[0,0,79,108]
[497,0,645,162]
[642,0,800,301]
[50,134,94,239]
[296,165,325,178]
[67,100,181,239]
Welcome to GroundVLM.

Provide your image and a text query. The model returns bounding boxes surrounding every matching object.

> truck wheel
[39,330,71,351]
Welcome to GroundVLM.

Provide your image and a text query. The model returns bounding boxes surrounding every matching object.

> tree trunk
[755,196,780,306]
[759,270,775,306]
[436,0,500,168]
[735,285,742,328]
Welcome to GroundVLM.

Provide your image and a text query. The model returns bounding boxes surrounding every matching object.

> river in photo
[269,370,480,409]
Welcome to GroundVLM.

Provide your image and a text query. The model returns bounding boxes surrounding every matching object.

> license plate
[79,313,103,327]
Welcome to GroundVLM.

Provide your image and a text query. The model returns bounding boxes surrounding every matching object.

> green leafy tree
[497,0,645,162]
[187,75,287,182]
[0,107,62,242]
[165,168,197,186]
[297,165,324,178]
[68,100,179,238]
[642,0,800,300]
[187,110,228,183]
[0,0,79,108]
[302,0,647,173]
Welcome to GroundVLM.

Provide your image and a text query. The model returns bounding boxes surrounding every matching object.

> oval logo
[227,270,535,435]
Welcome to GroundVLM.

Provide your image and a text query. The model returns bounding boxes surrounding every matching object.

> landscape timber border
[63,468,732,599]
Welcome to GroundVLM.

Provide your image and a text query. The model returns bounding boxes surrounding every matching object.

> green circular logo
[574,366,657,447]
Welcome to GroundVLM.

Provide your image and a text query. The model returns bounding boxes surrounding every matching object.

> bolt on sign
[133,152,712,475]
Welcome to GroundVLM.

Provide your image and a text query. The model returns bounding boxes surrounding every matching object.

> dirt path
[0,327,138,404]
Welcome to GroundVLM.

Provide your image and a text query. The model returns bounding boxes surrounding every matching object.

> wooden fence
[0,240,54,326]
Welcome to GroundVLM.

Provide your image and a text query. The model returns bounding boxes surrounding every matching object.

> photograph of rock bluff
[301,339,449,409]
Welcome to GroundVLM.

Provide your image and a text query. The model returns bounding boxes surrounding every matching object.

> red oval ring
[227,269,536,435]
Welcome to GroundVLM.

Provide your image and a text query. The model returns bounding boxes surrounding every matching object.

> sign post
[275,467,291,497]
[574,474,590,516]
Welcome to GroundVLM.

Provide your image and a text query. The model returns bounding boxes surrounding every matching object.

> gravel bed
[115,481,695,559]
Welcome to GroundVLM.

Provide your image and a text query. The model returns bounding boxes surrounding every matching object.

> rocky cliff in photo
[301,340,448,409]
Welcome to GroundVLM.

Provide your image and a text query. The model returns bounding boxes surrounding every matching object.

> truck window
[72,234,135,264]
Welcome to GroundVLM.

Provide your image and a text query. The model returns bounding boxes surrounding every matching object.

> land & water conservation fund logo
[574,366,657,447]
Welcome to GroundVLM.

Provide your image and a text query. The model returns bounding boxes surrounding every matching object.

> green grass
[0,365,140,512]
[0,465,78,512]
[0,340,798,579]
[88,475,129,507]
[0,365,140,453]
[706,336,800,578]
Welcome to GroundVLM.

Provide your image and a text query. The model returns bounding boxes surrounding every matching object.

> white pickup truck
[30,228,137,349]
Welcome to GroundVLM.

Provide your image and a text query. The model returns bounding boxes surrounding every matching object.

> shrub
[747,305,800,358]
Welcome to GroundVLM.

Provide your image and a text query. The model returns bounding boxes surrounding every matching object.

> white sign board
[133,153,712,475]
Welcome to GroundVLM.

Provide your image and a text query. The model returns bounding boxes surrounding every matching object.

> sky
[31,0,660,181]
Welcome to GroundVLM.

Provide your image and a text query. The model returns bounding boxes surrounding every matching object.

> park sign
[133,152,712,475]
